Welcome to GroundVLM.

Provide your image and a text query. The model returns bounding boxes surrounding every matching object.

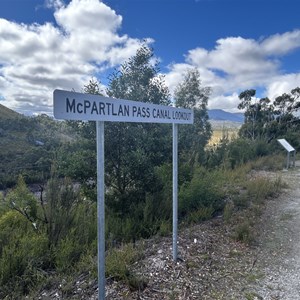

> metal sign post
[53,90,193,299]
[172,123,178,261]
[96,121,105,300]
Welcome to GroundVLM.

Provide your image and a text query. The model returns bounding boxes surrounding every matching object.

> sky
[0,0,300,115]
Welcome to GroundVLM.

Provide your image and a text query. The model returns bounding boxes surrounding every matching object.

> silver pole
[287,151,290,169]
[96,121,105,300]
[293,151,296,167]
[172,123,178,261]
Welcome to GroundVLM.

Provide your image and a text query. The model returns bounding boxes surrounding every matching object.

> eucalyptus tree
[105,45,172,221]
[238,90,275,141]
[174,68,212,165]
[238,87,300,143]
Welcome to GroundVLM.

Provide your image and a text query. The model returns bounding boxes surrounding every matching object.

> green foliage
[0,210,50,296]
[227,139,255,168]
[174,68,212,165]
[187,206,214,223]
[107,45,170,105]
[223,202,234,223]
[0,173,97,298]
[55,236,84,272]
[234,220,254,244]
[5,175,38,223]
[105,44,172,212]
[0,110,75,189]
[179,167,225,219]
[106,244,138,280]
[238,87,300,146]
[206,137,274,170]
[246,177,278,204]
[158,220,172,236]
[106,244,147,291]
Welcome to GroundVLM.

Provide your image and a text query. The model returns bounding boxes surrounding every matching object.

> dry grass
[208,128,239,146]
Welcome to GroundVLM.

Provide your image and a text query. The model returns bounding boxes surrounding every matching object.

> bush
[187,206,214,223]
[234,220,254,244]
[179,167,225,219]
[55,235,84,272]
[106,243,147,291]
[249,154,285,171]
[0,211,50,295]
[106,244,137,280]
[246,177,276,204]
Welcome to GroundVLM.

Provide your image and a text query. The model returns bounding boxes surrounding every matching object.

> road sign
[53,90,193,300]
[54,89,193,124]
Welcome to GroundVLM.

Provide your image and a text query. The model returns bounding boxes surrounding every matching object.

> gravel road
[248,164,300,299]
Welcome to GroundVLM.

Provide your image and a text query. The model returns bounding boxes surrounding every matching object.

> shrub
[234,220,254,244]
[106,244,138,280]
[223,201,234,223]
[106,244,147,291]
[179,167,225,219]
[187,206,214,223]
[55,235,84,272]
[245,175,284,205]
[249,154,286,171]
[0,213,49,295]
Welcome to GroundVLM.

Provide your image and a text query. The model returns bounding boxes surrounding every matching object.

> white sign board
[53,89,194,124]
[277,139,295,152]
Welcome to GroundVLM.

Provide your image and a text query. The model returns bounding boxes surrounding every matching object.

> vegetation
[0,43,300,298]
[238,88,300,145]
[0,110,75,189]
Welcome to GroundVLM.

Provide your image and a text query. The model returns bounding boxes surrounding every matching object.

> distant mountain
[208,109,244,123]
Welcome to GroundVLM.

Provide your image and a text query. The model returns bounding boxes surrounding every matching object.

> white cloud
[55,0,122,33]
[45,0,64,10]
[166,31,300,112]
[208,93,240,112]
[0,0,144,114]
[261,30,300,56]
[266,73,300,100]
[186,37,278,76]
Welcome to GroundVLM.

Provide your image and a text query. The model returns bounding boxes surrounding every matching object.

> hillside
[0,103,21,119]
[0,104,75,189]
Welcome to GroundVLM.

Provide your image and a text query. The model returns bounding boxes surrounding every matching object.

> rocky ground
[36,164,300,300]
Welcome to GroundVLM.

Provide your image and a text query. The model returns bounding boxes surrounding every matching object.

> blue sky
[0,0,300,115]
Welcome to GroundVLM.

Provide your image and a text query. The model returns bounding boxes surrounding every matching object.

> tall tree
[238,87,300,144]
[174,68,212,165]
[238,90,275,141]
[105,44,172,215]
